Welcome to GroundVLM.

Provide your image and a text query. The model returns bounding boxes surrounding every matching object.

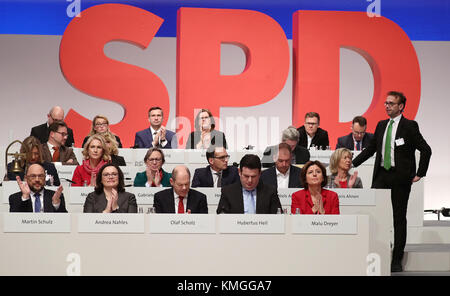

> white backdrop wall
[0,35,449,210]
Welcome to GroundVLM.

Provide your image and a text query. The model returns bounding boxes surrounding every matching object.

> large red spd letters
[60,4,421,148]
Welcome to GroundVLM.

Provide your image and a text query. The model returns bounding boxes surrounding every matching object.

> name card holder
[218,214,285,234]
[334,189,376,206]
[149,214,215,233]
[162,149,185,164]
[69,186,93,205]
[277,188,300,206]
[194,188,221,205]
[129,187,166,205]
[55,165,77,181]
[290,215,357,234]
[186,149,207,164]
[78,213,145,233]
[3,213,71,233]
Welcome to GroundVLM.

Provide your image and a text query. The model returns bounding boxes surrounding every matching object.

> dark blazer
[335,132,374,150]
[297,125,329,150]
[110,154,126,166]
[82,135,123,149]
[6,161,61,186]
[83,191,137,213]
[31,123,75,147]
[216,181,281,214]
[261,145,310,168]
[134,128,177,149]
[353,116,432,184]
[185,130,227,149]
[154,188,208,213]
[9,189,67,212]
[191,165,239,187]
[41,143,79,165]
[260,165,303,188]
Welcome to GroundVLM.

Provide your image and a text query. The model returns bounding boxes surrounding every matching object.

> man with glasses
[336,116,374,151]
[41,121,79,165]
[297,112,329,150]
[353,91,432,272]
[9,163,67,212]
[191,145,239,187]
[260,143,303,188]
[30,106,75,147]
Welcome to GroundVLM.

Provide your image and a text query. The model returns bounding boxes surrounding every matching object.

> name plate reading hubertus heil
[218,214,285,234]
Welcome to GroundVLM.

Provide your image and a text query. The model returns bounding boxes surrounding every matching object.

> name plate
[334,189,376,206]
[129,187,166,205]
[277,188,299,206]
[69,187,94,204]
[119,166,142,183]
[162,149,186,164]
[218,214,285,234]
[3,213,71,233]
[194,188,221,205]
[55,165,77,181]
[78,213,145,233]
[149,214,215,233]
[290,215,357,234]
[186,150,208,164]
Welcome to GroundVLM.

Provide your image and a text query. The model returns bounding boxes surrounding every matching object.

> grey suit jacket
[41,143,79,165]
[83,191,137,213]
[326,174,363,188]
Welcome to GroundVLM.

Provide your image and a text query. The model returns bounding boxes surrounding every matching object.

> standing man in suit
[134,106,177,148]
[262,126,310,168]
[297,112,329,150]
[191,145,239,188]
[9,163,67,212]
[154,166,208,213]
[30,106,75,147]
[217,154,282,214]
[353,91,432,272]
[41,121,79,165]
[336,116,374,151]
[261,143,303,188]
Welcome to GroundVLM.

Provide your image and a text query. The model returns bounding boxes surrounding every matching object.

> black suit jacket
[186,130,227,149]
[260,165,303,188]
[154,188,208,213]
[31,123,75,147]
[216,181,281,214]
[353,116,432,185]
[336,132,374,150]
[297,125,329,150]
[83,191,137,213]
[191,165,239,187]
[9,189,67,212]
[261,145,310,168]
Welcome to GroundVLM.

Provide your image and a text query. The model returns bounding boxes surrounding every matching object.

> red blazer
[291,188,340,215]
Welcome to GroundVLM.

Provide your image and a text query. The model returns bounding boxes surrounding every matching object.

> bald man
[153,166,208,213]
[30,106,75,147]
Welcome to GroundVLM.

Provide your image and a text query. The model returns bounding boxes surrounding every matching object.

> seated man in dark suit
[297,112,329,150]
[261,143,303,188]
[134,106,177,148]
[30,106,75,147]
[262,126,310,168]
[191,145,239,187]
[217,154,282,214]
[9,163,67,212]
[154,166,208,213]
[336,116,374,151]
[41,121,79,165]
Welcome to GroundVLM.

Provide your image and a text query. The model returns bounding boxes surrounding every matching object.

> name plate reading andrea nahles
[277,188,299,206]
[149,214,215,233]
[290,215,357,235]
[194,188,221,205]
[129,187,164,205]
[334,189,376,206]
[69,186,94,204]
[218,214,285,234]
[77,213,145,233]
[3,213,71,233]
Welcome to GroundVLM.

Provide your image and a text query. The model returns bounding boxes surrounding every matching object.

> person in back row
[336,116,374,151]
[297,112,329,150]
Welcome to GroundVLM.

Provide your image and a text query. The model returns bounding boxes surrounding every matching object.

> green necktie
[384,119,394,170]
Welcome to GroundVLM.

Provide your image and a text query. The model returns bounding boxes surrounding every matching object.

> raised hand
[111,188,119,211]
[52,185,64,205]
[16,176,31,199]
[348,171,358,188]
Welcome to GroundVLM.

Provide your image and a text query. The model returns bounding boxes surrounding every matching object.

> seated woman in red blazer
[291,160,340,214]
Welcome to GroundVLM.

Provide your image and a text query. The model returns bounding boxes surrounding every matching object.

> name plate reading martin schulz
[218,214,285,234]
[69,187,94,205]
[78,214,145,233]
[290,215,357,235]
[3,213,71,233]
[149,214,215,233]
[333,189,376,206]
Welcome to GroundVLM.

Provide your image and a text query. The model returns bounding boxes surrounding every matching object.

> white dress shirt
[276,167,290,188]
[150,127,168,148]
[210,167,221,188]
[173,191,187,213]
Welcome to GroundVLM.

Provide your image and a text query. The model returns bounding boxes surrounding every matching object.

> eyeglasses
[384,101,399,107]
[27,174,45,179]
[305,122,318,126]
[95,122,108,127]
[147,158,162,163]
[102,173,118,178]
[55,131,68,137]
[214,155,230,161]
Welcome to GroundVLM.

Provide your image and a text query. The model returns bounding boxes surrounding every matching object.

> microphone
[62,178,76,184]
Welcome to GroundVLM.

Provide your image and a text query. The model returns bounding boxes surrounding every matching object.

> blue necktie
[246,190,256,214]
[34,193,41,213]
[356,141,361,151]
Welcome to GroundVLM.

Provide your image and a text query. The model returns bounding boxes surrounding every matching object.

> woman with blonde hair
[327,148,362,188]
[82,115,122,148]
[103,132,126,166]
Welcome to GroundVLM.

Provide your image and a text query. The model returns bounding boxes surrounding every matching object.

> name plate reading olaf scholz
[149,214,215,234]
[69,186,94,205]
[3,213,71,233]
[290,215,357,235]
[333,189,376,206]
[218,214,285,234]
[78,213,145,233]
